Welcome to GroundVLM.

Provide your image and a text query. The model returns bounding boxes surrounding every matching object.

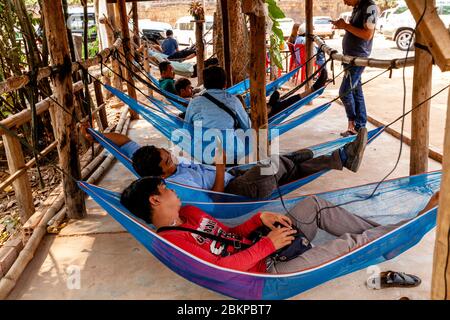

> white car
[300,16,335,39]
[173,15,214,46]
[377,8,395,33]
[383,1,450,51]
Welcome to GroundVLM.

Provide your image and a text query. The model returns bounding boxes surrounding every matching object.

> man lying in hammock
[120,176,439,273]
[81,123,369,199]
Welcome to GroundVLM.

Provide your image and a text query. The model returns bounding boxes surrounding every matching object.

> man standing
[332,0,378,137]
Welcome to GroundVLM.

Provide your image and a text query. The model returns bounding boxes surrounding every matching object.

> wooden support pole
[104,4,123,91]
[305,0,314,91]
[131,1,140,50]
[2,134,35,222]
[94,80,109,129]
[195,20,205,86]
[41,0,86,219]
[243,0,267,160]
[143,44,153,97]
[431,88,450,300]
[116,0,139,119]
[220,0,233,87]
[410,30,432,175]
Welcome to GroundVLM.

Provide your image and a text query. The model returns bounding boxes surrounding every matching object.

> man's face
[180,84,193,98]
[344,0,359,7]
[149,183,182,216]
[162,64,175,79]
[158,148,178,177]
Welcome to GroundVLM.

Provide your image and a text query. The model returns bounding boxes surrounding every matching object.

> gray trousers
[267,196,406,273]
[225,150,343,199]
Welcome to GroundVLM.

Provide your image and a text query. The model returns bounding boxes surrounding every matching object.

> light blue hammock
[147,85,325,127]
[148,50,194,78]
[88,126,384,208]
[78,171,440,300]
[103,84,332,160]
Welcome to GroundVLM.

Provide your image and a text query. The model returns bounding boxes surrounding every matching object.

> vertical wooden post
[116,0,139,119]
[2,134,35,222]
[431,88,450,300]
[143,44,153,97]
[195,20,205,86]
[305,0,314,91]
[410,30,432,175]
[220,0,233,87]
[94,80,109,129]
[104,4,123,91]
[131,1,140,49]
[243,0,268,160]
[41,0,86,219]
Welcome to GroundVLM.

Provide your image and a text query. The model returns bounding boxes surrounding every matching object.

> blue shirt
[342,0,378,57]
[184,89,251,130]
[119,141,234,189]
[162,37,179,56]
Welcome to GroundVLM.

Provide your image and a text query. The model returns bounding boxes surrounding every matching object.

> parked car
[300,16,335,39]
[276,17,295,39]
[383,1,450,51]
[377,8,395,33]
[173,15,214,46]
[66,6,96,41]
[139,19,172,44]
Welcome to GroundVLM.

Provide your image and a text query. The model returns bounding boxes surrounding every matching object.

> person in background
[332,0,378,137]
[158,61,177,94]
[174,78,194,99]
[161,29,179,56]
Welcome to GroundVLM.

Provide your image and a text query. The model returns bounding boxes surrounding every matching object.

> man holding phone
[331,0,378,137]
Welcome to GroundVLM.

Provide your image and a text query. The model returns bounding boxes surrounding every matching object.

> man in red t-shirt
[120,177,439,273]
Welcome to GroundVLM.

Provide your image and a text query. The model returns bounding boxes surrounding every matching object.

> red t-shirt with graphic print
[159,205,276,273]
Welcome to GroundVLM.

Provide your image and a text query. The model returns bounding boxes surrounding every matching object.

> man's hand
[331,18,347,30]
[213,138,226,165]
[266,227,297,250]
[79,121,94,143]
[260,212,292,230]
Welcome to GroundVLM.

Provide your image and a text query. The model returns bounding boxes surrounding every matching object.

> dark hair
[132,146,163,177]
[203,66,226,90]
[174,78,191,94]
[166,29,173,37]
[159,61,172,74]
[120,177,165,224]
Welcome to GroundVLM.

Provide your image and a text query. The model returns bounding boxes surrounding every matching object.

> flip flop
[340,130,357,137]
[380,271,422,288]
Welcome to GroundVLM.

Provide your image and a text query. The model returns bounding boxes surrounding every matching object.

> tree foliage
[266,0,286,69]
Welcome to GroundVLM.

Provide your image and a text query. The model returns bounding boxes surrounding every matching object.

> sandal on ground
[340,130,357,137]
[380,271,422,288]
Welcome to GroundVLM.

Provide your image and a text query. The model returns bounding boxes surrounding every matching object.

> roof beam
[405,0,450,72]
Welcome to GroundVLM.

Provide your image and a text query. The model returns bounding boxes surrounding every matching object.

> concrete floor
[7,88,443,300]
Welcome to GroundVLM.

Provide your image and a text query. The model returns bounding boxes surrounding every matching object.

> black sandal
[340,130,357,137]
[380,271,422,288]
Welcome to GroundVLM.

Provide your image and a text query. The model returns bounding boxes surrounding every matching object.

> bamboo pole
[195,20,205,86]
[431,88,450,300]
[0,39,121,96]
[410,30,432,175]
[116,0,139,120]
[313,36,415,69]
[305,0,314,91]
[41,0,86,220]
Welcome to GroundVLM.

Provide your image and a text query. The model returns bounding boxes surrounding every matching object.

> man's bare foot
[417,191,440,216]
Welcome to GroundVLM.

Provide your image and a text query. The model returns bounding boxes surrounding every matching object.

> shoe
[268,90,280,107]
[340,129,357,137]
[285,149,314,164]
[343,127,368,172]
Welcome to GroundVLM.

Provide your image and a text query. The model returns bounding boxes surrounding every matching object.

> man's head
[132,146,178,178]
[121,177,181,225]
[175,78,193,98]
[166,29,174,37]
[343,0,360,7]
[159,61,175,79]
[203,66,227,90]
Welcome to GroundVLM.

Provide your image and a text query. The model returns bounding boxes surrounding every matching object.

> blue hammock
[147,86,325,127]
[103,84,331,160]
[78,171,440,300]
[88,126,384,208]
